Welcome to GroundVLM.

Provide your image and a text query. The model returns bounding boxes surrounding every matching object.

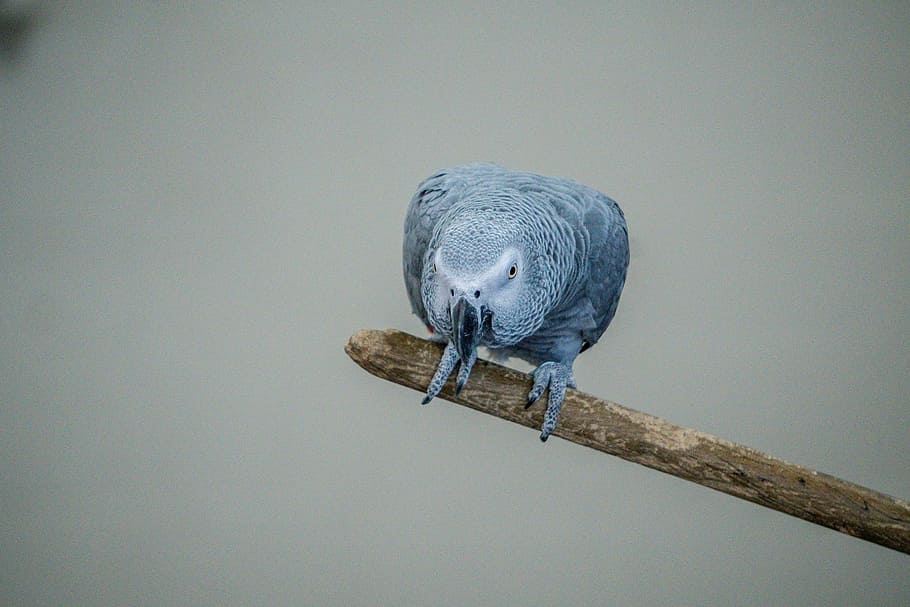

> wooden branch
[345,329,910,555]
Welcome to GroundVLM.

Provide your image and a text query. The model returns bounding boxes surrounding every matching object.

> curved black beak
[451,297,483,362]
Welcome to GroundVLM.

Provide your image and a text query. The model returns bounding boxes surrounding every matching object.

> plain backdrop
[1,2,908,605]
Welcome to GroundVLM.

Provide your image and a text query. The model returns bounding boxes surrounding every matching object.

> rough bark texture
[345,329,910,555]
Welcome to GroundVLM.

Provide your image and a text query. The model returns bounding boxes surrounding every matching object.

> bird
[402,163,629,441]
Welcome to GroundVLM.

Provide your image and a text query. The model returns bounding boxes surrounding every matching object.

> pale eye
[508,263,518,279]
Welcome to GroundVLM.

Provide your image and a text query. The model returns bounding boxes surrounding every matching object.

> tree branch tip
[343,327,910,554]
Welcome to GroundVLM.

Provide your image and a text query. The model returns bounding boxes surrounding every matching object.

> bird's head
[421,199,556,361]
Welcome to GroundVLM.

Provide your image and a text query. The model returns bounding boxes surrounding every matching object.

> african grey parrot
[403,163,629,441]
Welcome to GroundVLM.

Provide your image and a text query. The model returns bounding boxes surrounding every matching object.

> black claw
[540,433,549,442]
[421,395,433,405]
[455,379,466,395]
[525,398,535,409]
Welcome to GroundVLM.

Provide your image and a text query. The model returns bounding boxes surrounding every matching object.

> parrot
[402,163,629,441]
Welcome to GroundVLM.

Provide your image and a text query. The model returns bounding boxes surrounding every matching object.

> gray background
[2,2,908,605]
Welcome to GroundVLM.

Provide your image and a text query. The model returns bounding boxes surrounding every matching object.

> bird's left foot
[525,362,575,441]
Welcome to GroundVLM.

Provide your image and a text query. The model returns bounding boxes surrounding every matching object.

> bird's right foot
[422,343,459,404]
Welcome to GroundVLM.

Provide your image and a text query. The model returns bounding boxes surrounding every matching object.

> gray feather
[403,163,628,360]
[402,163,629,439]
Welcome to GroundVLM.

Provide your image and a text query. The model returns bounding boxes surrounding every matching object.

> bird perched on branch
[403,164,629,441]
